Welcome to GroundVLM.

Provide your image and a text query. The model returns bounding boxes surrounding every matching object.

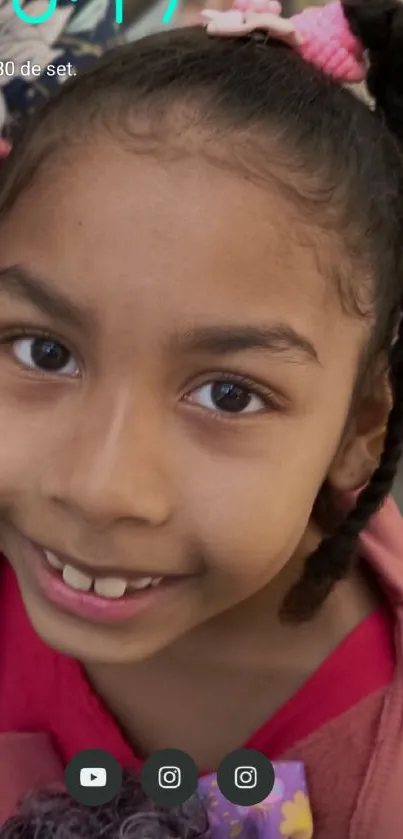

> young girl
[0,0,402,835]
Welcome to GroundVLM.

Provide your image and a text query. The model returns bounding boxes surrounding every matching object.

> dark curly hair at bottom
[0,771,210,839]
[1,0,403,621]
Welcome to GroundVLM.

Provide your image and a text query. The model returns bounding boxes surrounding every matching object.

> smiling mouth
[41,547,174,600]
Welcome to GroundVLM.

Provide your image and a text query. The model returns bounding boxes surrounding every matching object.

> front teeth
[44,550,162,599]
[62,564,92,593]
[94,577,128,598]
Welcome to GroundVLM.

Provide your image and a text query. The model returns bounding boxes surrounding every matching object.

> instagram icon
[158,766,182,788]
[141,748,198,805]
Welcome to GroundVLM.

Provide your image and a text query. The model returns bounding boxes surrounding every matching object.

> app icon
[234,766,258,789]
[141,749,198,806]
[158,766,182,788]
[80,767,107,787]
[217,749,275,806]
[65,749,122,806]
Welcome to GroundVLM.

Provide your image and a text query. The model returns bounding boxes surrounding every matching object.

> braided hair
[282,0,403,620]
[0,0,402,621]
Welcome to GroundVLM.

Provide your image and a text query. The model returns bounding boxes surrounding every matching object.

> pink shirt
[1,496,403,838]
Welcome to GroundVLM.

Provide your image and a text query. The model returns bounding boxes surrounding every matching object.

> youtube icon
[65,749,122,805]
[80,767,107,787]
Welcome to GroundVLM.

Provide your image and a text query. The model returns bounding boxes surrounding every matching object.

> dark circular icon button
[217,748,275,806]
[65,748,122,806]
[141,748,198,806]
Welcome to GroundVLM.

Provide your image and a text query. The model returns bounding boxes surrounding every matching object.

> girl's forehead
[0,147,330,277]
[0,147,365,355]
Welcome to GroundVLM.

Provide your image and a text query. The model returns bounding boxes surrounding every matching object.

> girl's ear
[327,369,392,493]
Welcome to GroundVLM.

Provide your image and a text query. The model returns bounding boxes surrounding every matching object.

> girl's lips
[29,543,184,625]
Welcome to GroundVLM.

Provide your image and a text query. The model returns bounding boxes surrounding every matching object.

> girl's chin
[20,586,181,665]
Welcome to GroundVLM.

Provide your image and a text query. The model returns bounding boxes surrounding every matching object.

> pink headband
[202,0,366,84]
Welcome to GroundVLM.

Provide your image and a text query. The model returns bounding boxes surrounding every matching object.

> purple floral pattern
[198,763,313,839]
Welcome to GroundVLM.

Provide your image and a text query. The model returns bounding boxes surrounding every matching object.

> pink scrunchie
[203,0,366,84]
[292,1,365,83]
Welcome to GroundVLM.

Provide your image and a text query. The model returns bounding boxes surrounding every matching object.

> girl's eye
[188,380,266,415]
[11,337,78,376]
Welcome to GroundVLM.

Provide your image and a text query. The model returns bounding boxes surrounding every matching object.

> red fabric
[0,559,394,769]
[247,605,395,758]
[0,733,64,824]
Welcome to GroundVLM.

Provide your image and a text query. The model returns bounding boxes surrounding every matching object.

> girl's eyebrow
[0,265,319,364]
[169,324,320,365]
[0,265,95,332]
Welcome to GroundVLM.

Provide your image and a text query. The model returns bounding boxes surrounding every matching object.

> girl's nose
[41,399,173,529]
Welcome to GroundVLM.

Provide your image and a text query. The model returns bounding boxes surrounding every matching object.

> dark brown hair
[0,0,403,620]
[0,771,210,839]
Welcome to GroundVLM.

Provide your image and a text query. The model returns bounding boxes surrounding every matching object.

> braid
[343,0,403,137]
[281,307,403,623]
[280,0,403,622]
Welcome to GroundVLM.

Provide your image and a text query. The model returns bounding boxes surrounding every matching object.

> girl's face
[0,144,372,663]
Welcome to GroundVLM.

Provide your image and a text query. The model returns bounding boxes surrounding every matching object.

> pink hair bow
[201,0,366,84]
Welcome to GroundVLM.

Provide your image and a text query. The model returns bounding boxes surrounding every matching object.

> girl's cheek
[185,482,313,584]
[0,401,59,495]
